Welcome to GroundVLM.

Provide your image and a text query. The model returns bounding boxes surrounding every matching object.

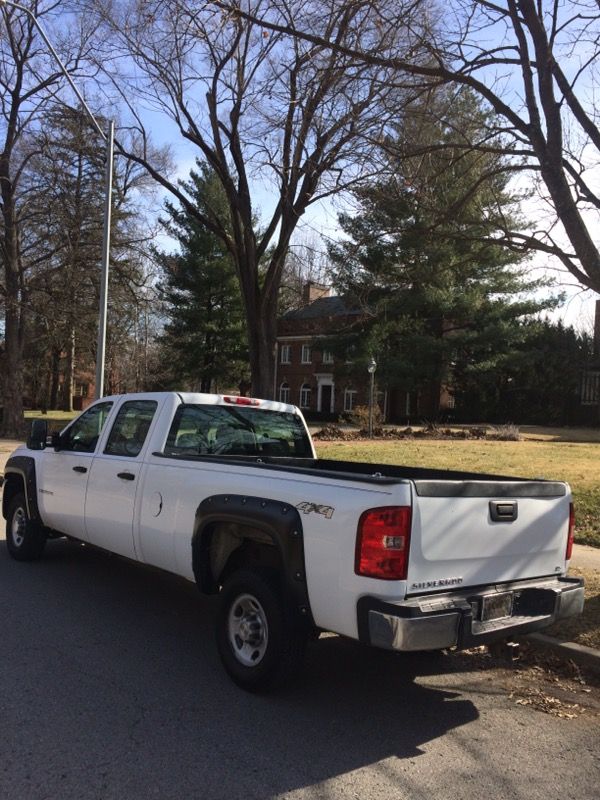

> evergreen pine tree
[328,89,559,418]
[156,163,249,392]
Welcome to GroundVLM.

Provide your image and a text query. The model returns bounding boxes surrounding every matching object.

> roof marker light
[223,396,261,406]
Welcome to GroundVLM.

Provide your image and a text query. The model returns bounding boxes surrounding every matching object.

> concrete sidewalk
[570,544,600,571]
[0,440,21,469]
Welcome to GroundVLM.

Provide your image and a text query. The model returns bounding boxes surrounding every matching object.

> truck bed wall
[153,452,556,486]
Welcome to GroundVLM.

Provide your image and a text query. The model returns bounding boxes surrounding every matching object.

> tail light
[223,396,261,406]
[355,506,412,580]
[566,503,575,560]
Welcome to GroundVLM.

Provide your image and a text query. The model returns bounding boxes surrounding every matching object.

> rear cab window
[104,400,158,458]
[164,405,312,458]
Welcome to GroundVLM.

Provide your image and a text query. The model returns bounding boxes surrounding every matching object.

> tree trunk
[2,292,25,437]
[49,349,61,409]
[1,190,24,437]
[61,328,75,412]
[247,294,278,400]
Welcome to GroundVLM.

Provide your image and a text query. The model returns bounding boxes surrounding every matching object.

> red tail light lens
[223,396,261,406]
[355,506,412,580]
[566,503,575,560]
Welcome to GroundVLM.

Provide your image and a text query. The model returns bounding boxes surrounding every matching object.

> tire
[215,568,307,693]
[6,492,47,561]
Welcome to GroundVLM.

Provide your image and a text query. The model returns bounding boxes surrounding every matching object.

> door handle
[72,466,87,474]
[117,472,135,481]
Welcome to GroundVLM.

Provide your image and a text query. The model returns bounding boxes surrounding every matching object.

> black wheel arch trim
[193,494,314,625]
[2,456,41,523]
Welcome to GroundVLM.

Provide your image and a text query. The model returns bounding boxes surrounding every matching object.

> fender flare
[192,494,313,622]
[2,456,41,522]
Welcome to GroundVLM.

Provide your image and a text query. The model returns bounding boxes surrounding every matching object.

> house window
[74,383,89,397]
[279,381,291,404]
[322,349,334,364]
[301,345,312,364]
[581,371,600,405]
[300,383,311,408]
[280,344,291,364]
[344,388,357,412]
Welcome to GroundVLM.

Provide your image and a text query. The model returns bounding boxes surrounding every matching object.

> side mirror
[27,419,48,451]
[51,431,63,451]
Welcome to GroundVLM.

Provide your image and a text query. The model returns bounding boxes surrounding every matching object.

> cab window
[164,404,312,458]
[104,400,158,458]
[60,402,113,453]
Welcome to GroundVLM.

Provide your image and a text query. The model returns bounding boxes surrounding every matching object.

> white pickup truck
[2,391,584,691]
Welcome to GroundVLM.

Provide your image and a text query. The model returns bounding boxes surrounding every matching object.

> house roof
[282,295,361,320]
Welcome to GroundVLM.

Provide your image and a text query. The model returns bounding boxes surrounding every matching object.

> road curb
[520,632,600,673]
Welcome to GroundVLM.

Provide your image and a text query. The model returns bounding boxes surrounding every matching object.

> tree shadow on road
[0,539,481,800]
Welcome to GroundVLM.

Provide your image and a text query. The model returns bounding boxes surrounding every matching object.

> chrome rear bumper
[357,576,585,652]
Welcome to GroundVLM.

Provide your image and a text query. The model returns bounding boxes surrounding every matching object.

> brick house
[71,372,96,411]
[275,283,365,419]
[275,282,453,422]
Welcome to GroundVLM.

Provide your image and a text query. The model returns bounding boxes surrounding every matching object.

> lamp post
[0,0,114,399]
[367,356,377,439]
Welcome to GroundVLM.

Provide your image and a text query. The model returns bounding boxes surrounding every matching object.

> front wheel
[215,568,307,692]
[6,492,47,561]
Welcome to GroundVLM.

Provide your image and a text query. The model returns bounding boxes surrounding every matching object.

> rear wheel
[216,568,307,692]
[6,492,47,561]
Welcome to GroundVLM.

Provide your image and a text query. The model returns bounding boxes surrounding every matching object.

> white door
[85,399,158,559]
[37,401,114,539]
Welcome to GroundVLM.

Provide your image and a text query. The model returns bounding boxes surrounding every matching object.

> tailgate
[406,479,571,593]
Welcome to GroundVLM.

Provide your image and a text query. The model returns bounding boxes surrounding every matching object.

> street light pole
[95,120,114,399]
[367,357,377,439]
[1,0,113,399]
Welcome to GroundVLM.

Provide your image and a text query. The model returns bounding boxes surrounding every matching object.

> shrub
[488,424,522,441]
[346,404,384,431]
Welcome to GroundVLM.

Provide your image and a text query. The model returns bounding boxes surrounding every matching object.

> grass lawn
[24,409,78,423]
[315,437,600,548]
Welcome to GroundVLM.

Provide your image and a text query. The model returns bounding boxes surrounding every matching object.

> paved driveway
[0,534,599,800]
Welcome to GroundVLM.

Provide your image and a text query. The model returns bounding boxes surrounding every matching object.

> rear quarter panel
[137,455,412,639]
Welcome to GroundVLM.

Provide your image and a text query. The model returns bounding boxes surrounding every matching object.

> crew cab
[2,392,584,691]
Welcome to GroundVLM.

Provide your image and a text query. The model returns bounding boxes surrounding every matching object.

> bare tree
[279,230,331,313]
[23,104,155,411]
[222,0,600,296]
[0,0,95,434]
[86,0,426,397]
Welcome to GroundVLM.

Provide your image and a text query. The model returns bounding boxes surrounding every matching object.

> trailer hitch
[488,639,521,663]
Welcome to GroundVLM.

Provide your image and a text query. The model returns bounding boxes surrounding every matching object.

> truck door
[85,399,158,559]
[37,401,114,539]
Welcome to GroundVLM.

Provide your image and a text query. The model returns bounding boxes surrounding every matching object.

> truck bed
[153,451,566,496]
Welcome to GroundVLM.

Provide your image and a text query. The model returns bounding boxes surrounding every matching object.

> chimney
[302,281,330,304]
[595,299,600,357]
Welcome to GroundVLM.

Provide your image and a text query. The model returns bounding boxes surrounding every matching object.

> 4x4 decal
[296,502,335,519]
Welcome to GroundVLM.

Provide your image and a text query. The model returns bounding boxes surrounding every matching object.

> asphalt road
[1,535,599,800]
